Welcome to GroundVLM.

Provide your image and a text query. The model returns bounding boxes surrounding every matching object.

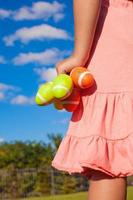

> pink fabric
[51,0,133,178]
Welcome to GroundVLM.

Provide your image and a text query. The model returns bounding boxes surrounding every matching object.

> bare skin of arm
[56,0,102,75]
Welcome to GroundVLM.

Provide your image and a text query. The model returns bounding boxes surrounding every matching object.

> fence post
[50,167,55,195]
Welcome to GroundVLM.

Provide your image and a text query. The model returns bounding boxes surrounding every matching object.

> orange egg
[61,87,81,112]
[70,66,95,89]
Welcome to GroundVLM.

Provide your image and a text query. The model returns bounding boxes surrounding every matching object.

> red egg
[53,99,64,110]
[61,87,81,112]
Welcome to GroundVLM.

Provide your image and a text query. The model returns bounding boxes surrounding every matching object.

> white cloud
[11,95,35,105]
[13,48,71,66]
[0,9,12,19]
[0,83,18,91]
[3,24,71,46]
[0,1,65,22]
[0,83,35,106]
[0,138,4,143]
[0,56,6,64]
[0,83,20,102]
[14,1,65,22]
[0,92,5,100]
[34,67,57,82]
[53,13,64,23]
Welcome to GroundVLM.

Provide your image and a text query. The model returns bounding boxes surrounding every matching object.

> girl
[52,0,133,199]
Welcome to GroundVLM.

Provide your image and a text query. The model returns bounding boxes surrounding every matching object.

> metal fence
[0,167,132,199]
[0,167,89,199]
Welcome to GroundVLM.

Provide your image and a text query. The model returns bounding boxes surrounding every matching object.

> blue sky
[0,0,74,143]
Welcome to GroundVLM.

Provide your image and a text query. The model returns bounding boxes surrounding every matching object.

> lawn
[21,186,133,200]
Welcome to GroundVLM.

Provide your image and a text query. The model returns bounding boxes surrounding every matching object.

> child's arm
[56,0,102,75]
[73,0,102,61]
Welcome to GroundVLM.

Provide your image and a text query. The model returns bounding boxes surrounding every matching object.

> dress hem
[51,132,133,179]
[51,161,133,178]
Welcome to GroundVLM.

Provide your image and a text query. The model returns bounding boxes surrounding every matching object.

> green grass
[127,186,133,200]
[21,186,133,200]
[21,191,87,200]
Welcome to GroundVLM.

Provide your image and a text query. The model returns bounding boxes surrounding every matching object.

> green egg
[35,81,54,106]
[52,74,73,99]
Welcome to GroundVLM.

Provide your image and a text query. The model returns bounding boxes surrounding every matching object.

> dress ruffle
[51,90,133,178]
[51,133,133,178]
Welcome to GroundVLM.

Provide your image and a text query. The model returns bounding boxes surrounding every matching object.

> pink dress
[51,0,133,179]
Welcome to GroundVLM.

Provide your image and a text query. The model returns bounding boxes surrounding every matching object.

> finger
[56,67,66,75]
[55,65,60,75]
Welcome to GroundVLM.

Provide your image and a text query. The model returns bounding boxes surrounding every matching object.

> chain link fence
[0,167,132,199]
[0,167,89,199]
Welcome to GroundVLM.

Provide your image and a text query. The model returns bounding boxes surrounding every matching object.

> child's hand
[55,54,87,75]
